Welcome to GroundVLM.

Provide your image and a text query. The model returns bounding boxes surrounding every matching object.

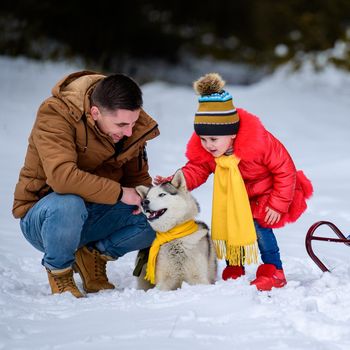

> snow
[1,55,350,350]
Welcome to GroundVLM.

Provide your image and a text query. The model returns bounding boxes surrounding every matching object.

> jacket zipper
[122,124,158,153]
[105,124,158,162]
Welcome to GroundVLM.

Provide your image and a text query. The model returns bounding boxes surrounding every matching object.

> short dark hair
[91,73,143,111]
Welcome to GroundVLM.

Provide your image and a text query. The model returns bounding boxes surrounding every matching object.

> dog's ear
[170,170,187,191]
[135,185,150,199]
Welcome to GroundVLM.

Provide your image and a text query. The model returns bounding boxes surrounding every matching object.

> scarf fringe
[213,239,259,266]
[145,259,156,285]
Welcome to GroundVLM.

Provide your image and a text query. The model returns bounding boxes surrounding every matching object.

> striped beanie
[193,73,239,135]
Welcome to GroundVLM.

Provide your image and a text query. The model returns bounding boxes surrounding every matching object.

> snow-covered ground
[1,56,350,350]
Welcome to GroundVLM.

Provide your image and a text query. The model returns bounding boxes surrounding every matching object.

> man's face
[91,106,140,143]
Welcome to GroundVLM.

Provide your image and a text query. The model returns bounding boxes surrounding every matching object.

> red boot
[222,265,245,281]
[250,264,287,291]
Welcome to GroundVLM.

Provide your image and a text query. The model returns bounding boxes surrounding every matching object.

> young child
[155,73,313,291]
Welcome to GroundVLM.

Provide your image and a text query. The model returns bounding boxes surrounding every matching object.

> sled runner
[305,221,350,272]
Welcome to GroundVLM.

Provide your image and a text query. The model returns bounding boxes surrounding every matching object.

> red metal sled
[305,221,350,272]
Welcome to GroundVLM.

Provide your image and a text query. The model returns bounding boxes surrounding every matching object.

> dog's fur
[136,170,217,291]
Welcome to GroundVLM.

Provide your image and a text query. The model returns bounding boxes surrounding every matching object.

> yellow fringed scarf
[145,220,199,284]
[212,155,258,266]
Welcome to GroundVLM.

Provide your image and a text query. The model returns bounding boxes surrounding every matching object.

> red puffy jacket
[182,108,313,228]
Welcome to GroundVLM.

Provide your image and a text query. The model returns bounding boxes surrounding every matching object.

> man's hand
[264,206,281,225]
[120,187,142,214]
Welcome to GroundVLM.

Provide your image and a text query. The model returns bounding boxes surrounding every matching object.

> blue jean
[20,192,156,270]
[254,220,283,269]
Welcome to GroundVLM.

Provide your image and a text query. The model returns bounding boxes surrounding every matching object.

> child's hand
[153,175,173,185]
[264,206,281,225]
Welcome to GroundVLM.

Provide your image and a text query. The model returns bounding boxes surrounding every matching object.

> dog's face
[136,170,199,232]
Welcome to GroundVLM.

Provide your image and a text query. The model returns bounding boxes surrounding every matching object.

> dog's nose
[142,199,150,206]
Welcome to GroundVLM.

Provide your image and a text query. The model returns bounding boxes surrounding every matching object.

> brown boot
[47,267,84,298]
[73,246,115,293]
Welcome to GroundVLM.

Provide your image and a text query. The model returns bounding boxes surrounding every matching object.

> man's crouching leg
[77,202,156,292]
[93,206,155,260]
[20,193,88,298]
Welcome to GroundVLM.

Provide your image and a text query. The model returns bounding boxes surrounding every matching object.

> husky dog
[135,170,217,291]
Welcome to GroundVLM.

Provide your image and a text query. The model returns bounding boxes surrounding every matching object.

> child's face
[199,135,236,157]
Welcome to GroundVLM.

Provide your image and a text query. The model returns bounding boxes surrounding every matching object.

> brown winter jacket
[13,71,159,219]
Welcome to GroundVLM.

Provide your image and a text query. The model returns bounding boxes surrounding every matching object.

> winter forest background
[1,0,350,83]
[1,1,350,349]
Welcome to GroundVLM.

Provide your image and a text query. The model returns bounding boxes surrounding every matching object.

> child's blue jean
[19,192,156,270]
[254,220,283,269]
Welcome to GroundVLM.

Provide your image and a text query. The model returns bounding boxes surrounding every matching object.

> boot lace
[93,251,108,281]
[54,273,76,293]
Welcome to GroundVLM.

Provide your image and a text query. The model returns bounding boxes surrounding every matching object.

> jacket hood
[51,70,159,145]
[52,70,105,120]
[185,108,268,162]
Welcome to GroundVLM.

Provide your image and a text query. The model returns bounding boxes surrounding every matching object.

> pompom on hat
[193,73,239,136]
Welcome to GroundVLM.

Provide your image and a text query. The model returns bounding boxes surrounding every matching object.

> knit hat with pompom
[193,73,239,135]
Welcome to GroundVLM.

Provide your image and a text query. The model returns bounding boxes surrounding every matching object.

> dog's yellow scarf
[212,155,258,266]
[145,220,199,284]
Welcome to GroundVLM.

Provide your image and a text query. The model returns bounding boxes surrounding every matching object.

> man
[13,71,159,298]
